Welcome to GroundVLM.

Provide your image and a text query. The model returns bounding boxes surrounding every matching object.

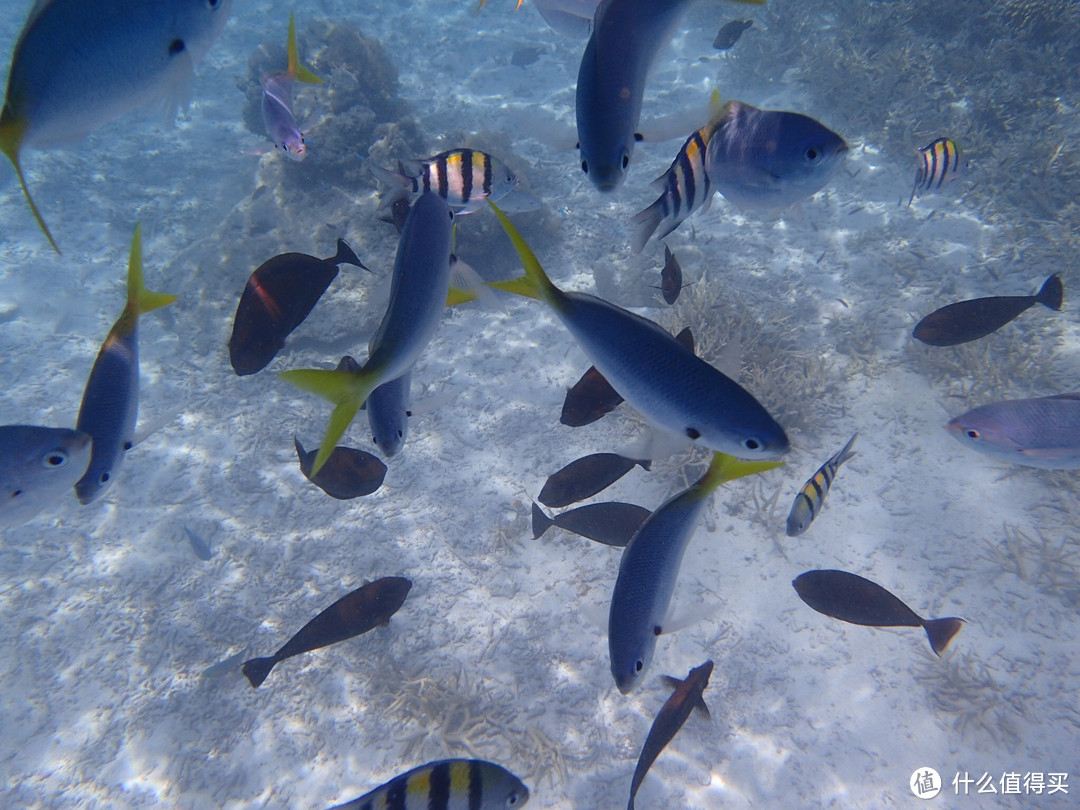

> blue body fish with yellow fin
[327,758,529,810]
[261,13,322,160]
[0,425,92,527]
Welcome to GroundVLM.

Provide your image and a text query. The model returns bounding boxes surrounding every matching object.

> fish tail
[1035,274,1064,311]
[0,118,60,253]
[531,501,554,539]
[486,199,557,303]
[286,13,322,84]
[241,656,276,688]
[836,433,858,467]
[331,238,369,272]
[701,451,783,493]
[277,367,377,474]
[630,199,665,254]
[126,224,178,315]
[923,617,964,655]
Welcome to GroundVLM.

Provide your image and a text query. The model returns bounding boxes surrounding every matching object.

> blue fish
[75,225,177,504]
[704,100,848,211]
[609,452,782,693]
[261,13,322,160]
[367,371,411,458]
[0,0,233,251]
[280,192,454,475]
[946,394,1080,470]
[0,425,92,527]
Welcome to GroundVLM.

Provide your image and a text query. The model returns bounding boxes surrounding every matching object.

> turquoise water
[1,1,1078,807]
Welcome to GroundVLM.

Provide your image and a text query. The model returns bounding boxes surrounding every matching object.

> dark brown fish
[652,245,688,305]
[242,576,412,688]
[713,19,753,50]
[538,453,651,508]
[532,501,652,546]
[913,275,1063,347]
[627,660,713,810]
[295,437,387,499]
[792,569,963,655]
[229,240,368,376]
[560,327,695,427]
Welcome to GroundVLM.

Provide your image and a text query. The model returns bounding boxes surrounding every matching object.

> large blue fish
[0,425,92,527]
[260,13,322,160]
[609,452,782,693]
[0,0,233,251]
[75,225,177,504]
[704,100,847,211]
[488,201,789,460]
[280,192,454,474]
[366,371,411,458]
[946,394,1080,469]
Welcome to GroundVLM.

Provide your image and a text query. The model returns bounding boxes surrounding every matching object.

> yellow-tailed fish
[908,137,965,206]
[75,225,178,504]
[280,192,454,475]
[785,433,857,536]
[609,452,782,693]
[328,758,529,810]
[0,425,91,527]
[488,200,788,459]
[0,0,233,251]
[260,12,322,160]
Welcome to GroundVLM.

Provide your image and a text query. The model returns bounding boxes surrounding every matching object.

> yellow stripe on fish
[785,434,857,536]
[908,137,964,205]
[327,758,529,809]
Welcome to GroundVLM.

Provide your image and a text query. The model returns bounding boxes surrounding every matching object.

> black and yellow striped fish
[374,149,518,213]
[786,434,857,536]
[328,758,529,810]
[631,124,715,253]
[908,137,965,205]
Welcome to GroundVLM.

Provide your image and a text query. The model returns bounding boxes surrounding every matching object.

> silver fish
[946,394,1080,469]
[328,759,528,810]
[199,647,248,682]
[0,425,91,528]
[786,433,857,536]
[631,124,714,253]
[372,148,518,213]
[367,371,411,458]
[908,137,965,206]
[260,13,322,160]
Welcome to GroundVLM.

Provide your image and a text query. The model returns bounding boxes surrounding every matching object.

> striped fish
[373,148,518,213]
[328,759,529,810]
[630,124,715,253]
[908,137,964,206]
[785,433,857,537]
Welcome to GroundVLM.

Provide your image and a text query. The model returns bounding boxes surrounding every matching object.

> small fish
[372,149,518,213]
[656,246,686,304]
[532,501,651,546]
[631,125,714,252]
[75,225,177,504]
[610,452,782,693]
[713,19,753,50]
[792,570,964,655]
[908,137,965,206]
[229,239,368,376]
[786,433,857,537]
[510,46,543,67]
[280,192,454,475]
[295,437,387,499]
[366,372,411,458]
[183,525,214,561]
[328,759,529,810]
[627,660,713,810]
[489,202,786,458]
[0,425,91,528]
[912,275,1063,347]
[704,100,848,211]
[199,647,249,682]
[539,453,650,508]
[0,0,233,251]
[945,393,1080,469]
[242,576,412,688]
[260,13,322,160]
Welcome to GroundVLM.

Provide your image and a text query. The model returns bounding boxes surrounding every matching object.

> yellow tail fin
[486,199,557,302]
[0,118,60,253]
[701,451,783,493]
[127,224,178,315]
[278,367,377,474]
[286,13,322,84]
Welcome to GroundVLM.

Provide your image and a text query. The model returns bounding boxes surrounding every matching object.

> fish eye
[622,153,630,170]
[507,793,521,807]
[372,435,378,444]
[396,430,403,438]
[744,437,761,451]
[207,0,221,7]
[635,659,644,672]
[965,429,980,439]
[581,160,589,174]
[168,39,185,56]
[99,472,110,484]
[10,489,22,499]
[805,147,820,161]
[42,451,69,468]
[685,427,701,440]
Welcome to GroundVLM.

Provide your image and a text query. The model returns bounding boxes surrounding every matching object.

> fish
[631,126,714,253]
[260,13,322,160]
[242,576,412,688]
[489,201,788,459]
[229,239,368,376]
[327,758,529,810]
[0,425,92,528]
[945,393,1080,469]
[713,19,753,50]
[704,100,848,211]
[0,0,234,251]
[372,149,519,213]
[912,274,1063,347]
[908,137,965,206]
[560,327,695,427]
[656,246,686,304]
[532,500,651,546]
[366,372,411,458]
[183,525,214,561]
[792,570,964,655]
[199,647,249,682]
[609,452,782,693]
[294,437,387,499]
[539,453,650,508]
[75,225,177,504]
[476,0,598,38]
[280,192,454,475]
[627,660,713,810]
[786,433,857,537]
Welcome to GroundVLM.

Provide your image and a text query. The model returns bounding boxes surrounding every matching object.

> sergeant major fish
[786,433,857,536]
[75,225,177,504]
[372,148,518,213]
[609,452,782,693]
[908,137,965,206]
[489,202,788,459]
[328,758,529,810]
[260,13,322,160]
[946,393,1080,469]
[0,0,234,251]
[0,425,91,528]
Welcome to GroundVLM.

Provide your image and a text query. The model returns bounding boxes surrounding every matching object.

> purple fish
[946,393,1080,469]
[260,13,322,160]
